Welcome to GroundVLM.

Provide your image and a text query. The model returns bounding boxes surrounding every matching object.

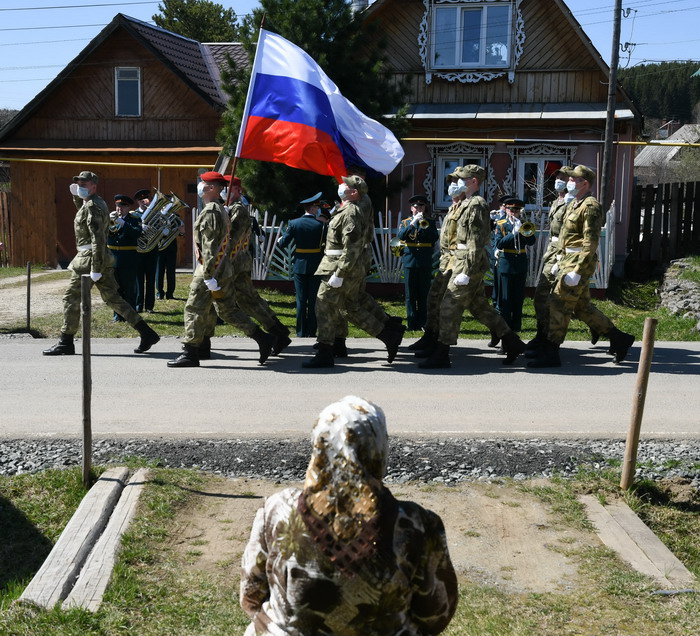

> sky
[1,0,699,112]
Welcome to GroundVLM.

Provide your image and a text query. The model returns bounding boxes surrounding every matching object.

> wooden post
[26,261,31,332]
[81,274,93,489]
[620,317,658,490]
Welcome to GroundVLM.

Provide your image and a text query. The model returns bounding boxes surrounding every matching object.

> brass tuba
[136,190,187,252]
[157,192,188,251]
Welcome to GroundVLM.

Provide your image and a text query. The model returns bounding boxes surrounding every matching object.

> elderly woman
[240,396,458,635]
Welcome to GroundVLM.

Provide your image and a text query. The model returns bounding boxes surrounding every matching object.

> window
[115,67,141,117]
[432,2,511,69]
[426,142,492,210]
[436,155,485,209]
[517,157,566,211]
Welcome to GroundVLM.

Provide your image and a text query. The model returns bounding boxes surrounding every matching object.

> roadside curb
[579,494,697,589]
[19,466,148,611]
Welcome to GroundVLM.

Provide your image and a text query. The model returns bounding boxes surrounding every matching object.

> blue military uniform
[278,193,326,337]
[133,188,158,312]
[397,200,438,330]
[493,200,536,332]
[108,195,142,321]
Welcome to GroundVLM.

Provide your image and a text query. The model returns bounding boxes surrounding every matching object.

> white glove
[551,263,559,276]
[494,249,502,258]
[454,273,470,286]
[162,227,170,236]
[512,220,522,234]
[204,278,221,292]
[69,183,80,196]
[109,210,119,221]
[410,212,423,226]
[89,271,102,282]
[114,217,125,229]
[142,224,151,231]
[564,271,581,286]
[328,273,344,288]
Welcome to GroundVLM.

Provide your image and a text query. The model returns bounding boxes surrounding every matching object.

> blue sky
[1,0,699,111]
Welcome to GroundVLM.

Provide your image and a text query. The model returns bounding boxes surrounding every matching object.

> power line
[0,1,158,11]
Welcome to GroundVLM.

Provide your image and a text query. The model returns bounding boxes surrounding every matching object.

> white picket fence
[252,204,615,289]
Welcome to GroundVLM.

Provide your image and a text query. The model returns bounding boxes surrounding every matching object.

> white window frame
[418,0,525,85]
[115,67,141,117]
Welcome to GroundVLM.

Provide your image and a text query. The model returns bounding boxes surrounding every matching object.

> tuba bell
[137,190,187,252]
[157,192,188,251]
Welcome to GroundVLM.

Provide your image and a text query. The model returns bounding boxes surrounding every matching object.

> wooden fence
[0,191,11,268]
[628,181,700,262]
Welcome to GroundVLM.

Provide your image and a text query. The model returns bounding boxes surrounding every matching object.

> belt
[108,245,137,251]
[456,243,467,250]
[550,236,559,243]
[502,249,527,254]
[565,247,582,253]
[325,249,343,256]
[404,242,433,247]
[296,248,321,253]
[77,245,92,251]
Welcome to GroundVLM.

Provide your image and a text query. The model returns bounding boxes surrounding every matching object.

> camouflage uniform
[547,193,612,344]
[61,193,143,335]
[315,201,377,345]
[240,396,457,636]
[183,200,257,346]
[438,194,511,345]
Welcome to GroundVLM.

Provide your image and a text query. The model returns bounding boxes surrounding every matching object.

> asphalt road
[1,336,699,439]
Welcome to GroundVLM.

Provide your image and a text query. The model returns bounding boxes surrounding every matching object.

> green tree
[0,109,18,130]
[153,0,239,42]
[218,0,409,218]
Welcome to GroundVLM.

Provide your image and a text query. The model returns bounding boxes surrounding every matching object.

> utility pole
[601,0,623,211]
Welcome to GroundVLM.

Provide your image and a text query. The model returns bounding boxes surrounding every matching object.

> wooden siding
[10,26,221,144]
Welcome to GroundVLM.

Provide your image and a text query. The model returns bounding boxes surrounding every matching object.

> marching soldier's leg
[307,274,321,338]
[527,269,555,356]
[304,277,341,368]
[411,269,449,353]
[415,266,432,331]
[44,271,82,355]
[169,275,213,367]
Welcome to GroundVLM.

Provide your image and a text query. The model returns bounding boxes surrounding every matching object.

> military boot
[608,327,635,363]
[167,344,200,368]
[199,336,212,360]
[590,329,600,345]
[524,328,547,359]
[270,320,292,356]
[333,337,348,358]
[251,327,275,364]
[487,330,501,348]
[418,342,451,369]
[501,330,527,365]
[377,323,405,363]
[42,332,75,356]
[302,342,334,368]
[527,341,561,368]
[133,320,160,353]
[407,329,436,351]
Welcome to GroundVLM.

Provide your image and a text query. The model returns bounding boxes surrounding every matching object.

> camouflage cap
[72,170,98,183]
[571,164,596,184]
[448,166,469,180]
[556,165,574,178]
[342,175,368,194]
[449,165,485,182]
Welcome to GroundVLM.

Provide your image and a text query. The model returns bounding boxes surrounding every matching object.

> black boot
[251,327,275,364]
[270,321,292,356]
[377,324,405,363]
[302,342,334,368]
[133,320,160,353]
[418,342,451,369]
[608,327,635,363]
[407,329,436,351]
[387,315,404,330]
[501,330,526,365]
[524,328,547,358]
[487,330,500,348]
[199,336,211,360]
[42,332,75,356]
[527,340,561,368]
[590,329,600,345]
[167,343,200,368]
[333,337,348,358]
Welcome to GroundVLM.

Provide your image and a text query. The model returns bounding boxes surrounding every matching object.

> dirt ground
[170,476,595,594]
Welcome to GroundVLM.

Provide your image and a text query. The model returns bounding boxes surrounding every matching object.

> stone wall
[658,258,700,332]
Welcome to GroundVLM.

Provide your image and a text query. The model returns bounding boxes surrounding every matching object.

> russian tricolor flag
[235,29,404,181]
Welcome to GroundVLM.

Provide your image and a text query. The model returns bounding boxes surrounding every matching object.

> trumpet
[418,218,430,229]
[518,221,537,238]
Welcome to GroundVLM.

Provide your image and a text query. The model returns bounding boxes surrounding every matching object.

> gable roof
[0,14,244,141]
[634,124,700,167]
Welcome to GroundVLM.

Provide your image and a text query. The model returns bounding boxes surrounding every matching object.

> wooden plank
[640,184,655,260]
[63,468,149,612]
[650,184,664,260]
[579,495,674,587]
[627,183,642,257]
[19,467,129,609]
[669,182,680,260]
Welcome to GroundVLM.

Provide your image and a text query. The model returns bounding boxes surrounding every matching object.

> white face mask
[220,188,228,201]
[566,181,579,196]
[337,184,349,200]
[196,182,207,198]
[448,178,467,198]
[554,179,567,192]
[77,186,90,199]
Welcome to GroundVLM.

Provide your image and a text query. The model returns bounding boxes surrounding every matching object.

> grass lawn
[2,271,699,341]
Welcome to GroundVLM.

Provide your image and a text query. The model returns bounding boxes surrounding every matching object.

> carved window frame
[418,0,525,84]
[425,142,496,212]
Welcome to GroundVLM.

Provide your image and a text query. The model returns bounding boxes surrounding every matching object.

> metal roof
[405,103,635,121]
[634,124,700,167]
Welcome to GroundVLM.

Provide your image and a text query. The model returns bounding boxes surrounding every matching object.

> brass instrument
[518,221,537,238]
[136,190,187,253]
[418,218,430,229]
[390,237,406,258]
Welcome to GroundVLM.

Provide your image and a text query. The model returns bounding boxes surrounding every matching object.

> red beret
[222,175,241,186]
[200,171,227,185]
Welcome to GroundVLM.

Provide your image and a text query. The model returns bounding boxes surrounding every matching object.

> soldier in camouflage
[303,176,403,368]
[167,172,274,368]
[528,165,635,368]
[43,171,160,357]
[419,166,526,369]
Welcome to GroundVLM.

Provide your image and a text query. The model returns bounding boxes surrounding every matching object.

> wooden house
[360,0,641,272]
[0,14,243,268]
